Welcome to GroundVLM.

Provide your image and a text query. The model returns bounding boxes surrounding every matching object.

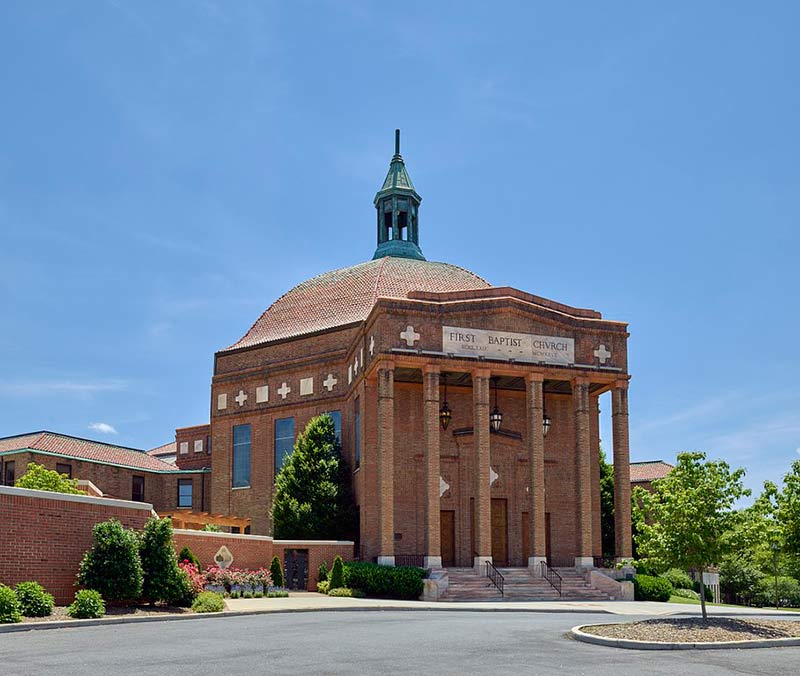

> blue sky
[1,2,798,499]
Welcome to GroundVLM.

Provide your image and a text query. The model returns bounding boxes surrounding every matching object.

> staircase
[440,567,613,602]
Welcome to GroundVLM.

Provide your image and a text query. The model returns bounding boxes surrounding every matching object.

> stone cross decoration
[400,325,420,347]
[439,475,450,497]
[323,373,338,391]
[594,344,612,364]
[490,466,499,486]
[353,355,359,375]
[234,390,248,407]
[277,382,291,399]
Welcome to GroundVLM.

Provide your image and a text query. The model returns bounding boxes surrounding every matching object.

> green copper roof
[373,129,421,204]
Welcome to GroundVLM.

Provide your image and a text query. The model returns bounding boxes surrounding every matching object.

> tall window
[327,410,342,445]
[132,476,145,502]
[2,461,14,486]
[354,397,361,469]
[56,463,72,478]
[232,424,251,488]
[177,479,193,508]
[274,418,295,474]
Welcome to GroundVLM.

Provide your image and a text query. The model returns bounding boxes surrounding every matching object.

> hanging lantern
[542,411,552,437]
[490,377,503,432]
[439,373,452,430]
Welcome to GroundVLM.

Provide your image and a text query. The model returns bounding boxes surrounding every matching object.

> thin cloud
[88,422,118,435]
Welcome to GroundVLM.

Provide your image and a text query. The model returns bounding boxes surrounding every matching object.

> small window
[179,441,189,455]
[56,463,72,478]
[206,435,212,455]
[194,439,203,453]
[232,424,252,488]
[177,479,193,508]
[274,418,295,474]
[354,397,361,469]
[2,461,15,486]
[132,476,145,502]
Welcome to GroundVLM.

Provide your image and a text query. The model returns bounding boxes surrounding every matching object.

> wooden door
[491,498,508,566]
[545,512,552,564]
[283,549,309,590]
[521,512,529,563]
[440,510,455,567]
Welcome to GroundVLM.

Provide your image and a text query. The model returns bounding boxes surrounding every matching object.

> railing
[394,554,426,568]
[540,561,562,596]
[485,561,505,596]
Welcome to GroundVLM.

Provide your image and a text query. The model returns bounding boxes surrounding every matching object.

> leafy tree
[77,519,143,601]
[599,448,615,559]
[15,462,81,494]
[270,555,284,587]
[329,555,344,590]
[633,451,749,621]
[140,517,189,604]
[719,554,763,605]
[271,414,356,539]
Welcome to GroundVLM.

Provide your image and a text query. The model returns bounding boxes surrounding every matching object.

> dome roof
[224,256,491,351]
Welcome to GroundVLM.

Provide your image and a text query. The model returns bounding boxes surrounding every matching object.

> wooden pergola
[159,510,252,532]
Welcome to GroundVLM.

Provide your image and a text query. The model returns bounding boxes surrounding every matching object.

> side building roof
[630,460,674,483]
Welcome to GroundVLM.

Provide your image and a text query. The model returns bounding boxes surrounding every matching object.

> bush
[14,462,82,494]
[242,591,253,599]
[270,556,285,588]
[317,581,330,594]
[633,574,672,602]
[202,524,221,532]
[329,555,345,590]
[254,591,264,598]
[15,582,54,617]
[77,519,143,601]
[693,579,714,602]
[671,588,700,600]
[632,559,661,577]
[140,517,188,604]
[660,569,693,591]
[178,547,201,570]
[327,588,365,598]
[67,590,105,619]
[753,576,800,608]
[0,584,22,623]
[192,591,225,613]
[267,590,289,598]
[318,561,328,582]
[342,562,425,600]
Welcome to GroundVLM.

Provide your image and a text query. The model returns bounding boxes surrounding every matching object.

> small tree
[329,555,344,590]
[633,451,749,621]
[318,561,328,582]
[271,414,356,539]
[140,517,187,604]
[270,555,284,588]
[178,546,202,569]
[77,519,143,601]
[15,462,81,494]
[599,448,615,560]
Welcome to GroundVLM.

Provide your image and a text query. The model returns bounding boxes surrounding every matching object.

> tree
[270,555,284,588]
[140,517,188,604]
[77,519,143,601]
[14,462,81,494]
[271,414,356,540]
[599,448,615,560]
[773,461,800,576]
[633,451,749,621]
[329,555,344,590]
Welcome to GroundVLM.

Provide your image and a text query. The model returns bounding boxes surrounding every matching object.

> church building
[174,131,633,570]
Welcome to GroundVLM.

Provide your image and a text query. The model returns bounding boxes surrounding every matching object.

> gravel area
[581,618,800,643]
[18,605,192,624]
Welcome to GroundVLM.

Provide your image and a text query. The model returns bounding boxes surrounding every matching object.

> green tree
[599,448,615,560]
[329,555,344,590]
[14,462,81,494]
[140,517,188,604]
[772,461,800,578]
[271,414,356,539]
[633,451,749,621]
[77,519,143,601]
[270,555,284,587]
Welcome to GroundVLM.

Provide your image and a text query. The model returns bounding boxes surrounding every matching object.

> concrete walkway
[225,592,800,617]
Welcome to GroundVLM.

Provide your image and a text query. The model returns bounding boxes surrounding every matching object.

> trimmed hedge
[633,574,672,602]
[342,562,425,600]
[15,582,54,617]
[328,588,366,598]
[67,590,105,619]
[192,592,225,613]
[77,519,143,601]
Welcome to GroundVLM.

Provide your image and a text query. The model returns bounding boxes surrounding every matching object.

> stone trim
[0,485,153,511]
[172,528,273,542]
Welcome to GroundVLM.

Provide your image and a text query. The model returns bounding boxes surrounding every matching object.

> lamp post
[489,377,503,432]
[439,373,452,431]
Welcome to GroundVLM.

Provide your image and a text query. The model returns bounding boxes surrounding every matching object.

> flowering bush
[178,560,206,598]
[202,565,272,594]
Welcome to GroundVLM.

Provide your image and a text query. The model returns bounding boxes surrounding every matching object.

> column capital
[421,363,441,375]
[614,378,630,391]
[375,358,396,372]
[471,368,491,380]
[572,375,591,386]
[526,372,545,383]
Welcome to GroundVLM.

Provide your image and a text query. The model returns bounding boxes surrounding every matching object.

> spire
[373,129,425,261]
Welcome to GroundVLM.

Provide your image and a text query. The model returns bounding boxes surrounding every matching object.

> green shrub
[77,519,143,601]
[672,587,700,600]
[632,559,661,577]
[140,517,189,604]
[192,591,225,613]
[229,590,240,599]
[67,590,105,619]
[267,590,289,598]
[660,568,693,591]
[633,574,672,602]
[14,462,81,494]
[342,562,425,600]
[329,555,345,590]
[0,584,22,623]
[327,587,365,598]
[692,579,714,602]
[254,591,264,598]
[753,576,800,608]
[318,561,328,582]
[242,591,253,599]
[317,580,329,594]
[15,582,54,617]
[270,556,285,587]
[202,524,221,532]
[178,546,201,570]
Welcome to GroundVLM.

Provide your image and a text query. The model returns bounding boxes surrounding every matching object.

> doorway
[440,510,455,567]
[491,498,508,566]
[283,549,309,590]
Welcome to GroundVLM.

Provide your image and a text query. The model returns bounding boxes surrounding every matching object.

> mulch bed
[19,605,193,624]
[581,618,800,643]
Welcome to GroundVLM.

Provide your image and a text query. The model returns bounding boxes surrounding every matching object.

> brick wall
[0,486,152,604]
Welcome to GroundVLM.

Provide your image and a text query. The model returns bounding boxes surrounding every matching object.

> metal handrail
[540,560,562,596]
[485,561,505,596]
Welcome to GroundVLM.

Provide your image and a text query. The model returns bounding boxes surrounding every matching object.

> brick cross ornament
[594,344,612,364]
[400,325,420,347]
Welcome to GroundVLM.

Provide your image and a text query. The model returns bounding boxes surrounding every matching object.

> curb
[571,624,800,650]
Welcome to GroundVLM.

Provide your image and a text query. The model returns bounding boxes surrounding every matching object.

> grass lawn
[667,595,800,612]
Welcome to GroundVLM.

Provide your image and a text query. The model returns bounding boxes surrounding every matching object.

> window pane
[232,424,251,488]
[3,461,14,486]
[327,410,342,445]
[274,418,295,473]
[132,476,145,502]
[178,479,193,508]
[56,463,72,478]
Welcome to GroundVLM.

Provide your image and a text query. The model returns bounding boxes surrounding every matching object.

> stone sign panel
[442,326,575,365]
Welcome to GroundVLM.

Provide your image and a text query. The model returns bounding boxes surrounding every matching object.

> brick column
[472,370,492,569]
[377,362,395,566]
[612,381,633,560]
[422,365,442,568]
[573,377,593,567]
[526,373,547,574]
